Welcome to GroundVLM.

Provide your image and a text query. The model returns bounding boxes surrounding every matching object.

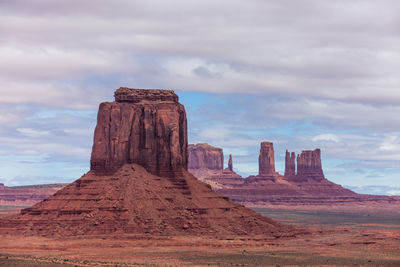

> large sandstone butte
[295,149,325,181]
[91,87,187,177]
[0,88,286,237]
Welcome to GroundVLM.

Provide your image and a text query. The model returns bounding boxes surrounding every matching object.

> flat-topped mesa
[296,149,325,181]
[114,87,178,103]
[258,141,276,176]
[90,87,187,177]
[284,150,296,178]
[228,154,233,171]
[188,143,224,170]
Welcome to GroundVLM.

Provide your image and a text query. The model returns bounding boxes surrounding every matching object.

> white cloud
[17,128,50,136]
[313,134,340,143]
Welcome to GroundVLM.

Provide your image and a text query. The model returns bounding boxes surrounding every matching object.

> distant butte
[0,88,289,237]
[188,142,400,207]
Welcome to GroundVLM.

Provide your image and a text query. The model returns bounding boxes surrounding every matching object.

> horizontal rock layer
[114,87,178,103]
[0,165,286,237]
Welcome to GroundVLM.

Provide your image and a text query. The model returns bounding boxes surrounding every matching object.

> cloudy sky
[1,0,400,195]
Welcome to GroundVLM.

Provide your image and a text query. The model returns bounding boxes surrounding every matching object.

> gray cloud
[1,0,400,106]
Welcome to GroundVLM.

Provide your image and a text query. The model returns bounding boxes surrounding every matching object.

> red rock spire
[258,141,275,176]
[228,154,233,171]
[284,150,296,177]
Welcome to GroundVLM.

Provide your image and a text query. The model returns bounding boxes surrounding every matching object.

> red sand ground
[1,206,399,266]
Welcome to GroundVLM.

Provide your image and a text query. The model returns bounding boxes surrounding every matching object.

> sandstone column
[284,150,296,177]
[258,141,275,176]
[228,154,233,171]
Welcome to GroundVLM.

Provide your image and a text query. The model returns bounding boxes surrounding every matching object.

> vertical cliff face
[258,142,275,176]
[90,87,188,177]
[188,143,223,170]
[228,154,233,171]
[284,150,296,177]
[296,149,325,181]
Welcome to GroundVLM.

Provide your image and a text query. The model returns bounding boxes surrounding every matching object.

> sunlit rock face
[90,87,188,177]
[188,143,223,170]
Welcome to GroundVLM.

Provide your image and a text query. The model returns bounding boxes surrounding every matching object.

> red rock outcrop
[296,149,325,181]
[90,88,188,177]
[284,150,296,178]
[188,143,223,170]
[0,88,286,237]
[188,145,245,188]
[189,141,360,206]
[258,142,276,176]
[228,154,233,172]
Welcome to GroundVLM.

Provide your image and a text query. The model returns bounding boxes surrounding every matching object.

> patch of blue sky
[0,157,86,186]
[1,154,50,163]
[178,91,225,111]
[28,108,97,120]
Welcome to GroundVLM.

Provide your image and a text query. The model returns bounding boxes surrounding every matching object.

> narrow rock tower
[258,142,275,176]
[228,154,233,171]
[284,150,296,177]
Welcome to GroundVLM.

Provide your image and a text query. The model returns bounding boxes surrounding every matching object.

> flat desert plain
[0,205,399,266]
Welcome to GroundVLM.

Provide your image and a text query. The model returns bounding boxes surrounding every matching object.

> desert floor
[1,206,399,266]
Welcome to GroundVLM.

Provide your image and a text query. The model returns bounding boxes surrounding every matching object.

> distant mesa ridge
[188,141,366,204]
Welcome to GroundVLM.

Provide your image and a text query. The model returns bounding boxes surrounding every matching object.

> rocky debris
[0,88,287,238]
[1,164,284,237]
[188,143,223,170]
[228,154,233,171]
[90,87,187,177]
[296,149,325,181]
[284,150,296,178]
[258,142,276,176]
[0,184,67,206]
